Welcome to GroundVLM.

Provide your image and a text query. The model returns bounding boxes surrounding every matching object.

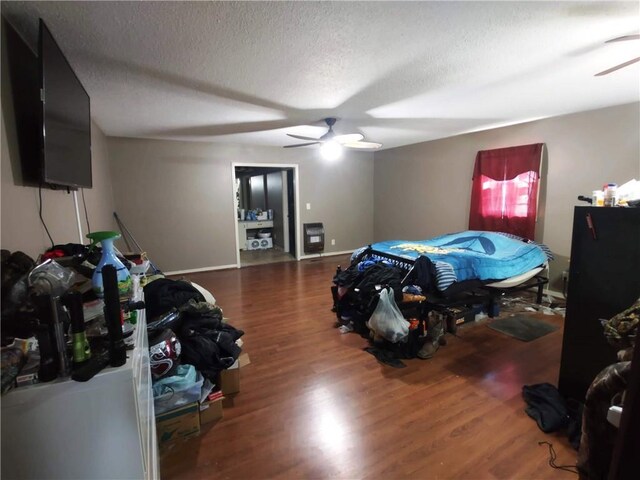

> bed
[332,231,552,329]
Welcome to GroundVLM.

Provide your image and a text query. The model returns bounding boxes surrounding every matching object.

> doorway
[232,163,300,268]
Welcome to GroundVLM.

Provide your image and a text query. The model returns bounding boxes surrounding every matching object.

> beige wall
[1,113,116,259]
[107,137,374,272]
[373,102,640,289]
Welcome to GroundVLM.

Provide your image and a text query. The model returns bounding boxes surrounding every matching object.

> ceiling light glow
[320,141,343,161]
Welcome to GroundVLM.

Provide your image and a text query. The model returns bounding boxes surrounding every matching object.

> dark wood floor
[162,255,576,479]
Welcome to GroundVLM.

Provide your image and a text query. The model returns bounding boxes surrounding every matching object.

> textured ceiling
[2,1,639,150]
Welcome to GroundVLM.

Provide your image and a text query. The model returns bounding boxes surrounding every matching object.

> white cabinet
[1,308,158,480]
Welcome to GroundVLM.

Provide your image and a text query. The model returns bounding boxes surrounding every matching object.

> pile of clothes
[144,278,244,411]
[332,260,446,367]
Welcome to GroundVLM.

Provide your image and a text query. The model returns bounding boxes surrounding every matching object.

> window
[469,144,543,240]
[480,171,538,218]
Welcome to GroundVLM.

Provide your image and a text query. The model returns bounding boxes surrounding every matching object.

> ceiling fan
[595,34,640,76]
[283,118,382,150]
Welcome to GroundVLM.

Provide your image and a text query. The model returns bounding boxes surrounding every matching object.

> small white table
[238,220,273,250]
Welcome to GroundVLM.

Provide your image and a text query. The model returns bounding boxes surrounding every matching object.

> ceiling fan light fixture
[284,118,381,151]
[320,140,343,161]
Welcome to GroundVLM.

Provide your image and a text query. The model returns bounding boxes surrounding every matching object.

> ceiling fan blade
[286,133,321,141]
[283,142,320,148]
[334,133,364,144]
[606,34,640,43]
[595,57,640,76]
[343,141,383,150]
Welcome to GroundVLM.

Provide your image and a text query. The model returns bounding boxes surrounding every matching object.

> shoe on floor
[419,313,445,359]
[417,337,440,359]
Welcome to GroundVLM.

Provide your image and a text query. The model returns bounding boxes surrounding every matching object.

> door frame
[231,162,301,268]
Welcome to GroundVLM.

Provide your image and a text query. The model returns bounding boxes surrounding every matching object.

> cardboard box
[199,398,223,425]
[220,353,250,395]
[221,360,240,395]
[156,402,200,452]
[238,352,250,368]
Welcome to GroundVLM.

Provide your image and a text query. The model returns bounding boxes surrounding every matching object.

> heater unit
[304,223,325,254]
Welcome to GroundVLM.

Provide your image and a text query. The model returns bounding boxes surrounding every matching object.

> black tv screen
[39,19,92,188]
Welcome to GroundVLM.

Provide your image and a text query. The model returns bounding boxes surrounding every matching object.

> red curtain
[469,143,543,240]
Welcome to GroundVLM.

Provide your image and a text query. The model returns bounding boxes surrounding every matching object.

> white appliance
[246,238,273,250]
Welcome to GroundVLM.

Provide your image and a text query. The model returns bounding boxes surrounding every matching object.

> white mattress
[485,265,546,288]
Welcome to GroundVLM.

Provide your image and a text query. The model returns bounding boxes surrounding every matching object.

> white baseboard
[165,264,238,276]
[166,251,353,274]
[544,288,565,299]
[298,250,354,260]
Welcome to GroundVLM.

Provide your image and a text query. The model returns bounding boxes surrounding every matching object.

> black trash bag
[144,279,205,319]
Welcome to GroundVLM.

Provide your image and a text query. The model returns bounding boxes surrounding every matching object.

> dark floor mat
[488,314,559,342]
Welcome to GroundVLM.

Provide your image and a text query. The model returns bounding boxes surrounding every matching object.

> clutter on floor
[521,299,639,478]
[143,274,248,453]
[522,383,582,449]
[331,249,563,367]
[499,293,566,317]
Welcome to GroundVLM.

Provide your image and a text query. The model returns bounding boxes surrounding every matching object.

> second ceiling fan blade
[343,141,383,149]
[334,133,364,144]
[287,133,321,141]
[595,57,640,76]
[283,142,320,148]
[606,34,640,43]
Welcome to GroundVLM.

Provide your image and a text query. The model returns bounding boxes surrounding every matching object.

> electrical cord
[81,188,92,234]
[538,441,579,475]
[38,183,55,248]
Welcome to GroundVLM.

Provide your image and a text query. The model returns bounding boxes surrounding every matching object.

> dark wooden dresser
[558,206,640,401]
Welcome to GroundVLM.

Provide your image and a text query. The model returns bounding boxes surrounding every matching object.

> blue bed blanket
[367,231,549,292]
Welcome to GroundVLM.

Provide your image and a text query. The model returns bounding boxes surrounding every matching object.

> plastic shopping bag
[153,364,204,414]
[367,287,409,343]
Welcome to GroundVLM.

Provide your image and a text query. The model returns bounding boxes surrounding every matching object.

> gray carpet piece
[488,314,559,342]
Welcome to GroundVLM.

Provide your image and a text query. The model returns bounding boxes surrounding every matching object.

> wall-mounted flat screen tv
[39,19,92,188]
